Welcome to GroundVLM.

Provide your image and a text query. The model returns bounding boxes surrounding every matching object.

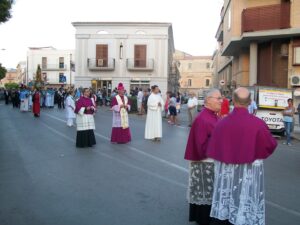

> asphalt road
[0,102,299,225]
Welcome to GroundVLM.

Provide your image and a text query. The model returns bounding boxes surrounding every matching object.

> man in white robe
[65,91,76,127]
[145,85,164,141]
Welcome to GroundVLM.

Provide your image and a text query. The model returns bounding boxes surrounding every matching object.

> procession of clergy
[12,81,277,225]
[74,82,276,225]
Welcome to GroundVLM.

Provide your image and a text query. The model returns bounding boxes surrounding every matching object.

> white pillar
[249,42,258,86]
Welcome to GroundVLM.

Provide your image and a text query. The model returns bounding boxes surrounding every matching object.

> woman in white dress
[65,90,76,127]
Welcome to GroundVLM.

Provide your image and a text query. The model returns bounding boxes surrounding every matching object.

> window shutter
[96,45,108,67]
[134,45,147,67]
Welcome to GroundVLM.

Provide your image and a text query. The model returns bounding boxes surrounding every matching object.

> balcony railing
[126,58,154,71]
[41,64,67,71]
[242,2,290,33]
[87,58,115,71]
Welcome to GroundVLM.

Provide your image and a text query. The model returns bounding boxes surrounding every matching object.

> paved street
[0,102,300,225]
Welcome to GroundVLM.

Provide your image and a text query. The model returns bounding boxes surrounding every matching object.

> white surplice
[145,93,164,139]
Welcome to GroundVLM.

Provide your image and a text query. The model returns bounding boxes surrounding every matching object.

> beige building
[175,50,213,96]
[213,0,300,95]
[0,69,19,86]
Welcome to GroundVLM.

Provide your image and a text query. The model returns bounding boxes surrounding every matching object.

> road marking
[43,112,189,173]
[40,120,186,188]
[266,200,300,217]
[99,152,186,188]
[40,122,75,143]
[41,111,300,217]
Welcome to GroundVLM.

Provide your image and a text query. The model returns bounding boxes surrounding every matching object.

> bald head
[233,87,251,107]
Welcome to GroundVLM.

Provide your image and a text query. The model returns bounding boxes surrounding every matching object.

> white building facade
[27,47,75,87]
[72,22,175,95]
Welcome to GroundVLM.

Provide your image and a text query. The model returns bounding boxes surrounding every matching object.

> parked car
[197,96,204,111]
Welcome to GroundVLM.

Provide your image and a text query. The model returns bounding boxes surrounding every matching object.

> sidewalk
[292,125,300,141]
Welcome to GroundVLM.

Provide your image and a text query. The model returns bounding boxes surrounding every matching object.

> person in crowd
[207,87,277,225]
[65,90,76,127]
[176,92,181,113]
[282,98,295,146]
[110,83,131,144]
[4,89,9,105]
[142,90,149,114]
[164,91,170,118]
[168,93,178,125]
[137,88,144,115]
[32,88,41,117]
[248,98,258,115]
[184,89,222,225]
[74,88,96,148]
[219,94,230,118]
[145,85,164,141]
[19,86,30,112]
[187,92,198,127]
[57,88,64,109]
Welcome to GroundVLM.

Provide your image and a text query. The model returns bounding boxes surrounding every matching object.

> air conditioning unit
[97,59,104,67]
[291,75,300,86]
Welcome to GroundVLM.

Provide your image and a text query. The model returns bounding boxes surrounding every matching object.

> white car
[197,96,204,111]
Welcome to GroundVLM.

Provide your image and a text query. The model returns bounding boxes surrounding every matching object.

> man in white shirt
[187,92,198,127]
[248,99,257,115]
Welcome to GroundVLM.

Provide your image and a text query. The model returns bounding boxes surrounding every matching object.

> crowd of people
[3,83,300,225]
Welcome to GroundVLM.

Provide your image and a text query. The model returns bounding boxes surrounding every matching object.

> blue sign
[59,74,66,83]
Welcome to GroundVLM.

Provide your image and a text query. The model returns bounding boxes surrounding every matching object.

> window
[206,63,210,69]
[42,57,47,69]
[134,45,147,67]
[59,73,66,83]
[42,72,47,81]
[205,79,210,87]
[188,79,192,87]
[59,57,64,69]
[96,44,108,67]
[293,45,300,65]
[188,63,192,70]
[228,7,231,30]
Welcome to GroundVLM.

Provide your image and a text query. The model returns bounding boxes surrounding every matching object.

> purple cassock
[110,95,131,144]
[206,107,277,225]
[207,107,277,164]
[184,107,219,161]
[184,107,219,225]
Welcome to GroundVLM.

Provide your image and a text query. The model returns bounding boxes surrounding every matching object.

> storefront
[91,79,112,96]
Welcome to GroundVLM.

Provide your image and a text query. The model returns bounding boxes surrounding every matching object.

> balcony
[126,59,154,71]
[87,58,115,71]
[41,64,67,71]
[242,2,290,33]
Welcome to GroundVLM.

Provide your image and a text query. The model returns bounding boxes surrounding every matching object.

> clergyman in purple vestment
[207,87,277,225]
[184,89,222,225]
[110,83,131,144]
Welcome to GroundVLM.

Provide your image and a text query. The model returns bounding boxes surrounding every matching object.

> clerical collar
[203,107,218,115]
[232,107,249,114]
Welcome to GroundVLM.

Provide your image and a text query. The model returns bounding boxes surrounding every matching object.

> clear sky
[0,0,223,68]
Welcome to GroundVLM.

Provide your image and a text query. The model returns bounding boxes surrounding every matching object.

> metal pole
[70,53,72,87]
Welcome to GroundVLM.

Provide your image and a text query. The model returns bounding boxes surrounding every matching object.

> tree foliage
[0,63,7,80]
[0,0,13,23]
[4,82,18,89]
